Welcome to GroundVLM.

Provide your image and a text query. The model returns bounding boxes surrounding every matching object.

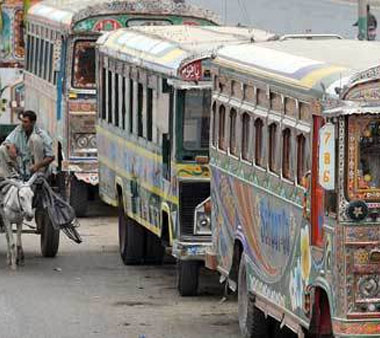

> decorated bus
[207,37,380,337]
[96,25,277,296]
[0,0,38,138]
[23,0,219,216]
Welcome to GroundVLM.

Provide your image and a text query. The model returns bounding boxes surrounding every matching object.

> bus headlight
[89,134,97,148]
[75,134,89,148]
[194,197,211,235]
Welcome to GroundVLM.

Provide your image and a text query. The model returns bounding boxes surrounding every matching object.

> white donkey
[0,176,35,270]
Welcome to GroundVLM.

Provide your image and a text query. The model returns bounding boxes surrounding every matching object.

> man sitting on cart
[3,110,55,180]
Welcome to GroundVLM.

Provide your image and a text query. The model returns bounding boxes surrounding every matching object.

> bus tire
[177,260,200,296]
[118,198,144,265]
[39,209,60,258]
[69,176,88,217]
[144,230,165,265]
[238,255,269,338]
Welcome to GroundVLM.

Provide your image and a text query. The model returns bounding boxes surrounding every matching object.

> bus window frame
[69,37,97,93]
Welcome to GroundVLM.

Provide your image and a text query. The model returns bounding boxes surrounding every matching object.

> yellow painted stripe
[98,154,179,205]
[97,125,162,162]
[300,66,346,88]
[215,58,346,91]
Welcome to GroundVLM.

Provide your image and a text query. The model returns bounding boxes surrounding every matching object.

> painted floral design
[300,226,311,283]
[289,258,303,311]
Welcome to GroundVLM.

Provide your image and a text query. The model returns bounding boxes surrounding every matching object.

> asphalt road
[188,0,380,39]
[0,203,239,338]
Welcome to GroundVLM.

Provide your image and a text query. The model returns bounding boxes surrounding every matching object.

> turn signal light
[195,155,209,164]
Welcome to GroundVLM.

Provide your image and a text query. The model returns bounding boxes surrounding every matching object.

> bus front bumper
[172,238,212,262]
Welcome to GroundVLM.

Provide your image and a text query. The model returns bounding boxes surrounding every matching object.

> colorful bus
[96,25,277,296]
[208,37,380,337]
[23,0,219,216]
[0,0,38,137]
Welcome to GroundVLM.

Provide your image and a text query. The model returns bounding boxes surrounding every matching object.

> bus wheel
[144,231,165,265]
[238,255,269,338]
[69,176,88,217]
[38,209,60,258]
[177,260,200,296]
[118,197,144,265]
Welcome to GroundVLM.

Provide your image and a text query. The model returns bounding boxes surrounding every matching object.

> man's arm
[30,128,55,173]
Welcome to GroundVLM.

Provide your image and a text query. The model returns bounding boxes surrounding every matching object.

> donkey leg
[16,222,24,266]
[4,222,16,270]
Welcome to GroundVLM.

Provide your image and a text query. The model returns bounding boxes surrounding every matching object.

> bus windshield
[72,40,96,90]
[348,115,380,200]
[181,90,211,151]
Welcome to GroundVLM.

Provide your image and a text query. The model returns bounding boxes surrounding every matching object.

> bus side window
[107,70,113,124]
[26,35,31,72]
[137,83,144,137]
[101,67,107,120]
[241,112,251,161]
[129,79,134,134]
[121,76,126,130]
[229,108,237,156]
[268,123,278,174]
[147,88,153,141]
[38,38,44,78]
[218,105,226,151]
[297,134,306,185]
[254,118,264,167]
[211,102,217,147]
[114,73,119,127]
[49,42,54,83]
[282,128,293,181]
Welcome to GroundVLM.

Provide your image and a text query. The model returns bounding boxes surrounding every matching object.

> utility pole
[358,0,369,40]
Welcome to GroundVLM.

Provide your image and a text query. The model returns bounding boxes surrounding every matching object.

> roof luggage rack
[279,33,343,41]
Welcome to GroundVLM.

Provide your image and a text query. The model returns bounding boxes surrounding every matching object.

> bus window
[137,83,144,137]
[114,73,119,127]
[254,118,263,166]
[242,113,251,161]
[268,123,278,173]
[282,128,292,180]
[34,37,39,75]
[72,40,96,89]
[107,70,112,124]
[101,67,106,120]
[211,102,217,147]
[229,108,237,156]
[38,38,44,78]
[297,134,306,185]
[26,35,31,72]
[122,77,126,130]
[147,88,153,141]
[43,40,49,80]
[218,105,226,150]
[129,79,134,133]
[181,90,211,151]
[49,42,54,84]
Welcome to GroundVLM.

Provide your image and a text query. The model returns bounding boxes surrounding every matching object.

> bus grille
[179,181,210,237]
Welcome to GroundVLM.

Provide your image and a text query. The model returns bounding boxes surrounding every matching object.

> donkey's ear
[27,173,38,186]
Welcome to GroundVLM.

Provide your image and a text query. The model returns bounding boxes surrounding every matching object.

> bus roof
[214,39,380,98]
[97,26,277,78]
[27,0,220,32]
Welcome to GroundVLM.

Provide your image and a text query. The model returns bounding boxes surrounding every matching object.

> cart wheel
[118,196,144,265]
[177,260,201,296]
[69,176,88,217]
[238,255,269,338]
[144,230,164,265]
[38,209,60,258]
